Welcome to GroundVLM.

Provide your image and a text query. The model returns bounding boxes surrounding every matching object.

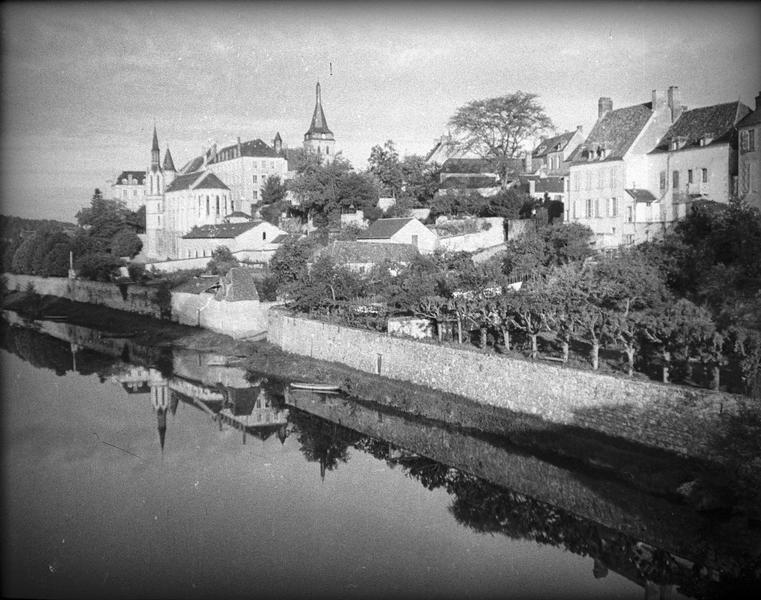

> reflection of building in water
[112,363,289,447]
[218,385,289,443]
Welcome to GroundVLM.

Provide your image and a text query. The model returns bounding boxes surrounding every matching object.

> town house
[738,92,761,210]
[567,88,680,248]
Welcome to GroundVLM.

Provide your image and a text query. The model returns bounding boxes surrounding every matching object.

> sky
[1,1,760,222]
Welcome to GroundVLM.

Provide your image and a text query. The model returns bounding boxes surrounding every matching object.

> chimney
[668,86,683,122]
[652,89,668,113]
[598,97,613,119]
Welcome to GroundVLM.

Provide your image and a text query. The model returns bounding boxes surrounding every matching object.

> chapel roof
[182,221,264,239]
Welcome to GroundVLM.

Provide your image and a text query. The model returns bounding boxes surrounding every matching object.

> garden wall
[268,308,758,460]
[4,274,161,318]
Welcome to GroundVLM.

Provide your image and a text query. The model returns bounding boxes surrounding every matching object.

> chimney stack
[652,89,668,112]
[598,97,613,119]
[668,86,683,122]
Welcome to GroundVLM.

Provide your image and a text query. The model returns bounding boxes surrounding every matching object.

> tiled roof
[441,158,495,174]
[194,172,230,190]
[440,175,500,189]
[357,218,414,240]
[532,131,576,158]
[738,106,761,128]
[212,139,280,162]
[533,177,565,194]
[179,155,204,174]
[315,241,419,264]
[166,171,230,193]
[182,221,263,239]
[115,171,145,185]
[569,103,654,163]
[650,101,751,152]
[625,188,657,203]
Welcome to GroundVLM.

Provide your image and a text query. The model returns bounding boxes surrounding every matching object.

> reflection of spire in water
[157,408,167,452]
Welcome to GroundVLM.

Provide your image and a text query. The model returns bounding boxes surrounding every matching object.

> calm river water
[1,317,759,599]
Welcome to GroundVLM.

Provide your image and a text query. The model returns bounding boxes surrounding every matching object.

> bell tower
[303,82,336,163]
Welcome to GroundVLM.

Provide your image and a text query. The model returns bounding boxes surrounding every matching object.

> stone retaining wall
[4,274,161,318]
[268,308,758,460]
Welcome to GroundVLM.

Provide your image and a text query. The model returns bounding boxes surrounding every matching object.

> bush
[127,263,146,283]
[207,246,239,276]
[111,230,143,258]
[75,252,123,282]
[256,274,280,301]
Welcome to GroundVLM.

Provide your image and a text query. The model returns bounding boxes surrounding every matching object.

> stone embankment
[268,308,761,462]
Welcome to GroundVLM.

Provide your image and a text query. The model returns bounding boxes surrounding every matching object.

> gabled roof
[306,82,333,137]
[441,158,496,174]
[165,171,229,193]
[650,101,750,153]
[440,175,500,189]
[114,171,145,185]
[182,221,264,239]
[179,155,205,174]
[532,131,577,158]
[738,105,761,129]
[315,241,419,264]
[625,188,657,203]
[357,218,415,240]
[569,103,654,163]
[212,139,280,163]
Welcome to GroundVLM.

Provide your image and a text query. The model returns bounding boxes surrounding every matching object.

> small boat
[289,382,341,392]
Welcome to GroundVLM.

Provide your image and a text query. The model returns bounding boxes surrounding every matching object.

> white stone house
[567,88,681,249]
[179,220,286,260]
[647,99,750,222]
[109,171,146,211]
[356,217,439,254]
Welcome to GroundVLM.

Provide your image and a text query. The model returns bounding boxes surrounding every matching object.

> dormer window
[699,134,713,147]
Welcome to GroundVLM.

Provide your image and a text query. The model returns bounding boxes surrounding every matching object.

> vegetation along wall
[268,308,759,462]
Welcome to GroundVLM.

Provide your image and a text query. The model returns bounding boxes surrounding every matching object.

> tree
[76,194,131,242]
[261,175,287,205]
[367,140,403,197]
[207,245,239,276]
[111,230,143,258]
[448,91,553,188]
[269,236,316,294]
[74,252,123,282]
[400,155,441,206]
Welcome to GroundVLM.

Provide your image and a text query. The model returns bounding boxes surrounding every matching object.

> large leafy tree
[367,140,403,197]
[448,91,553,188]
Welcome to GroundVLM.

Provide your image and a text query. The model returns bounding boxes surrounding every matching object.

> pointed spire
[306,81,333,137]
[151,123,160,168]
[157,408,167,452]
[163,147,176,171]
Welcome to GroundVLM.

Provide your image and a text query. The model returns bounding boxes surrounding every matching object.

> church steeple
[151,124,160,169]
[303,82,336,163]
[306,82,333,137]
[163,147,176,172]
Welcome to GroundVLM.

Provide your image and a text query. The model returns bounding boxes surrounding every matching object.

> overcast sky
[1,1,760,222]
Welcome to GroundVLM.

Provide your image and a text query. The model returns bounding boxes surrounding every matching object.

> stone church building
[122,82,335,261]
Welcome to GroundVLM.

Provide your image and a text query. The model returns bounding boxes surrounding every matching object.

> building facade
[738,92,761,210]
[109,171,146,211]
[567,88,684,249]
[135,83,334,260]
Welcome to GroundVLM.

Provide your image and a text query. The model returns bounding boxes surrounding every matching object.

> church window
[206,197,210,216]
[230,200,234,212]
[216,197,220,215]
[262,231,267,241]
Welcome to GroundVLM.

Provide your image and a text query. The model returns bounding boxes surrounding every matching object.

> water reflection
[1,314,759,599]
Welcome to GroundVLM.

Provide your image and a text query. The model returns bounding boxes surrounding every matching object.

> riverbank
[4,289,761,519]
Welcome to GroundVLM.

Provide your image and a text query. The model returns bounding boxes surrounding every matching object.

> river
[1,315,759,599]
